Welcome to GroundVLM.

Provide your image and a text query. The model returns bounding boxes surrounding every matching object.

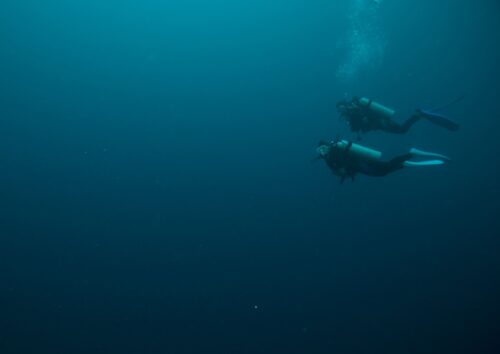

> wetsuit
[355,153,412,176]
[323,142,412,180]
[376,114,420,134]
[338,99,421,135]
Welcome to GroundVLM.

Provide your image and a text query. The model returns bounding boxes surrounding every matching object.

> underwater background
[1,1,499,353]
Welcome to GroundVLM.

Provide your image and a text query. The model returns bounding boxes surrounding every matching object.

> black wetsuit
[338,99,421,135]
[323,142,411,180]
[354,153,412,176]
[371,114,420,134]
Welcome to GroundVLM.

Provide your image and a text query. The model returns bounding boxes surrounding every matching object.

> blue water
[1,1,499,353]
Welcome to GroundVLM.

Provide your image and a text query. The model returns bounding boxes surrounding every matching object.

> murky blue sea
[1,1,499,353]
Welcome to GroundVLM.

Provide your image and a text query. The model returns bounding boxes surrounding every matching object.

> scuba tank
[358,97,395,119]
[333,140,382,163]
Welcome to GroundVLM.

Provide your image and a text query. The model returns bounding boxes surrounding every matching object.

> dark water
[1,1,499,353]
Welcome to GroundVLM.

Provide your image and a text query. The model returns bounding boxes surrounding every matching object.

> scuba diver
[316,138,450,183]
[337,96,460,138]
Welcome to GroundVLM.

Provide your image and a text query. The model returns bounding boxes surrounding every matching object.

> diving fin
[405,148,450,166]
[418,109,460,131]
[409,148,451,161]
[404,160,445,167]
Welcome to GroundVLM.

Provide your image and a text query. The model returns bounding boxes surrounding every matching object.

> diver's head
[316,140,331,158]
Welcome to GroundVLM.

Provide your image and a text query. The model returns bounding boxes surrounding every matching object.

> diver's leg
[364,150,450,176]
[357,155,410,177]
[381,115,420,134]
[381,153,413,175]
[400,114,421,132]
